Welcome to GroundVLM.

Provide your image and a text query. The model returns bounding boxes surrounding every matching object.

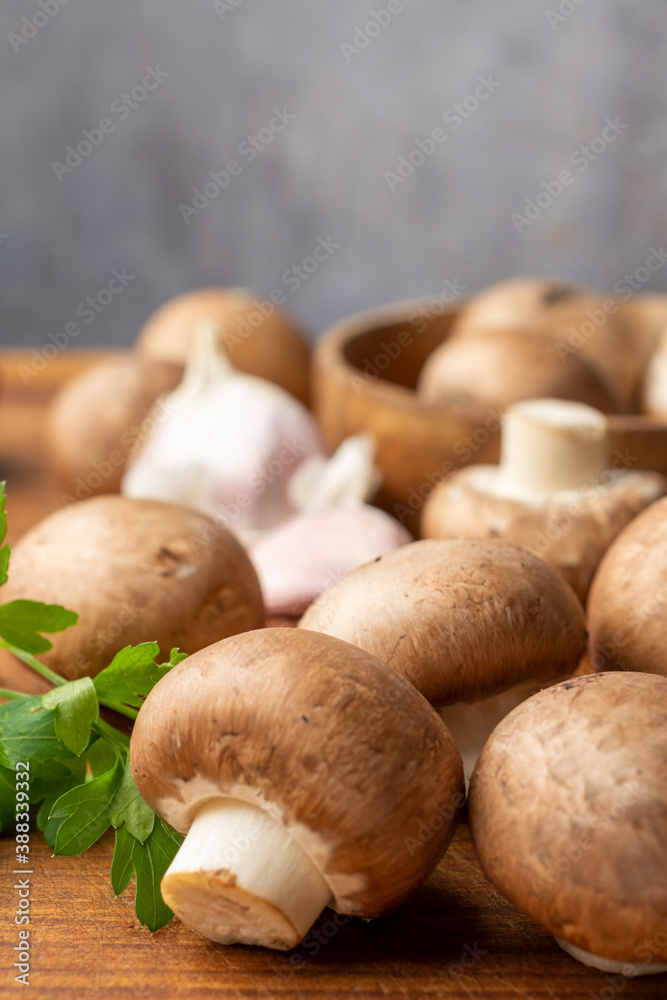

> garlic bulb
[251,504,412,617]
[122,323,326,541]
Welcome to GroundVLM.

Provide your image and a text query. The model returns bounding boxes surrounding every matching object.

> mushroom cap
[1,495,264,679]
[421,466,667,605]
[299,539,586,706]
[620,293,667,383]
[417,327,622,414]
[588,494,667,673]
[46,354,182,496]
[469,672,667,965]
[450,277,638,405]
[135,287,311,405]
[130,627,464,917]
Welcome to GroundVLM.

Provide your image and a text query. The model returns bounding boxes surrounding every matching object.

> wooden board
[1,352,667,1000]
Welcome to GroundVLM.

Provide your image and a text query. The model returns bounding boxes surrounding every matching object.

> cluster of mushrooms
[5,279,667,975]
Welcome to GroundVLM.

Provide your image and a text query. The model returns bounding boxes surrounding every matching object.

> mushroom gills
[555,938,667,977]
[439,678,539,785]
[161,798,333,949]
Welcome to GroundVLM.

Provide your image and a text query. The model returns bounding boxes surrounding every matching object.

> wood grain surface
[1,353,667,1000]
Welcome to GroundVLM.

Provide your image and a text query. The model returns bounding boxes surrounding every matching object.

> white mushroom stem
[556,938,667,977]
[497,398,610,495]
[161,798,333,950]
[439,678,539,786]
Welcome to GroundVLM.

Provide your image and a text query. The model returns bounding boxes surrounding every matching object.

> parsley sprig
[0,483,186,931]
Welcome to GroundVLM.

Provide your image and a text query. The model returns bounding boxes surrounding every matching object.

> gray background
[1,0,666,348]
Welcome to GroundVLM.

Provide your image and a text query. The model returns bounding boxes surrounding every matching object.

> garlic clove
[251,504,412,616]
[288,433,381,513]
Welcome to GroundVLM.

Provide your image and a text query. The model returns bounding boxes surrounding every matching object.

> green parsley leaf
[85,735,119,778]
[93,642,167,709]
[42,677,99,755]
[168,648,188,667]
[110,760,155,844]
[0,696,74,778]
[34,758,88,848]
[111,818,182,932]
[0,600,78,654]
[0,764,15,830]
[50,759,124,855]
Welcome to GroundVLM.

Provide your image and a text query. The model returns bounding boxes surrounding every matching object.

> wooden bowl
[313,299,667,537]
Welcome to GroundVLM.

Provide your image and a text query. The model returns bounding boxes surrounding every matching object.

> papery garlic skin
[251,504,412,616]
[122,324,326,541]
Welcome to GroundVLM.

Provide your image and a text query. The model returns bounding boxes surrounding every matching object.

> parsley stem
[98,698,139,721]
[93,716,131,751]
[0,639,66,687]
[0,686,22,700]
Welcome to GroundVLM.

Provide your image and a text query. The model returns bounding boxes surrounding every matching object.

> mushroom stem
[497,398,610,495]
[439,678,539,786]
[161,798,332,949]
[555,938,667,976]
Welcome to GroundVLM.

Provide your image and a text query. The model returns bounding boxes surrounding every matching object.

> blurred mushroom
[417,326,623,414]
[449,277,639,406]
[588,493,667,674]
[469,672,667,975]
[46,354,182,498]
[136,287,311,405]
[299,538,586,780]
[130,628,464,949]
[642,327,667,417]
[422,398,667,604]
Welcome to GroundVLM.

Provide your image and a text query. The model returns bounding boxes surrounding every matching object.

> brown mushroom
[469,672,667,975]
[642,327,667,417]
[46,353,182,498]
[130,627,464,949]
[0,495,264,680]
[449,277,639,406]
[135,287,311,405]
[417,326,623,414]
[299,538,586,779]
[422,398,667,604]
[588,493,667,674]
